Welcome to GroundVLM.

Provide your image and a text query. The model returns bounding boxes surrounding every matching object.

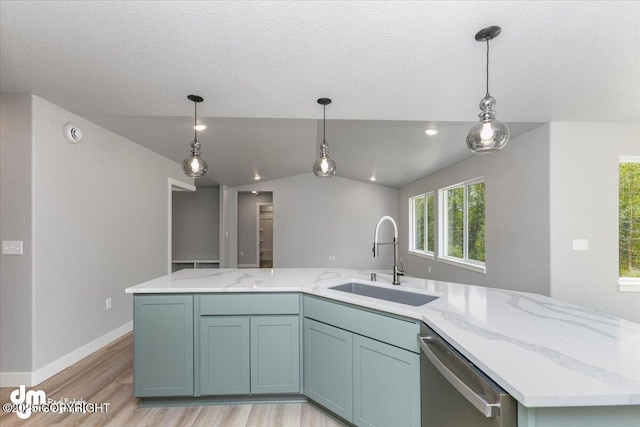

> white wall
[550,122,640,323]
[172,187,220,260]
[398,126,551,295]
[235,173,398,270]
[0,95,33,374]
[1,95,192,385]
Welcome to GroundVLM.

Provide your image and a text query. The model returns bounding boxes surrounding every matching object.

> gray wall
[235,173,398,269]
[398,125,551,295]
[550,122,640,323]
[28,96,190,371]
[0,95,33,373]
[172,187,220,260]
[237,192,273,266]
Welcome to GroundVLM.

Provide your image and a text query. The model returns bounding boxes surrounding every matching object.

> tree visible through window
[620,159,640,278]
[440,179,485,267]
[446,186,464,258]
[468,183,486,262]
[415,196,425,251]
[410,193,434,255]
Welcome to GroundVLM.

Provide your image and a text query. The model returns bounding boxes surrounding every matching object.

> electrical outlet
[240,251,244,256]
[428,266,431,273]
[106,298,112,310]
[572,239,589,251]
[328,255,336,261]
[2,241,23,255]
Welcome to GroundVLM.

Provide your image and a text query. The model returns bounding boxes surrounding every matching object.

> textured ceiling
[1,1,637,187]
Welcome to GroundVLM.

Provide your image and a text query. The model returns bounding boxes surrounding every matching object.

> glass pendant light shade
[182,140,208,177]
[182,95,208,178]
[313,98,336,177]
[313,141,337,177]
[467,26,510,153]
[466,95,510,152]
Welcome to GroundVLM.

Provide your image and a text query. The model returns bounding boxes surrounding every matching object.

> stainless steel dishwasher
[418,323,516,427]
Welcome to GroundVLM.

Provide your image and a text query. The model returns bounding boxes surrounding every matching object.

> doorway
[237,191,273,268]
[169,179,221,272]
[258,203,273,268]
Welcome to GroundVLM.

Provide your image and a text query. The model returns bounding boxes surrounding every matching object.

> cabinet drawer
[303,296,420,353]
[200,293,300,315]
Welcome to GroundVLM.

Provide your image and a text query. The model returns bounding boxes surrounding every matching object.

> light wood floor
[0,333,346,427]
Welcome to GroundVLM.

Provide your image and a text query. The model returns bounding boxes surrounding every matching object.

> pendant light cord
[323,104,326,142]
[193,101,198,143]
[485,37,490,97]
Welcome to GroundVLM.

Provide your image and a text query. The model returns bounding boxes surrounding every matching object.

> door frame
[167,178,196,273]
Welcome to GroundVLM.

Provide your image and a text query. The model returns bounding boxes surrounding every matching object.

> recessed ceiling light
[251,190,260,195]
[194,124,207,131]
[254,175,261,180]
[424,128,439,136]
[370,176,377,182]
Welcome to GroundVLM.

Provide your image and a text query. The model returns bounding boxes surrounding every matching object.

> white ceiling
[1,1,638,188]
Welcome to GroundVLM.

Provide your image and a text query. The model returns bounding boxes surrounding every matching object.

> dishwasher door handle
[418,334,500,418]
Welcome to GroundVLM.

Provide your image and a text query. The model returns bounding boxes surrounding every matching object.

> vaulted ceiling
[2,1,637,187]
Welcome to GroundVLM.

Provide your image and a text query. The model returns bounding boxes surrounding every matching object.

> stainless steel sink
[329,282,439,306]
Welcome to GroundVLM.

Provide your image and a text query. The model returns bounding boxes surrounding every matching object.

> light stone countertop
[126,268,640,408]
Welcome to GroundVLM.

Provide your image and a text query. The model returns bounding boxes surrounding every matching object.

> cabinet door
[304,318,353,422]
[134,295,193,397]
[251,316,300,394]
[353,335,420,427]
[200,317,250,395]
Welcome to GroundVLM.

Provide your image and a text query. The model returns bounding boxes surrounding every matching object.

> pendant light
[182,95,208,177]
[466,26,510,153]
[313,98,337,177]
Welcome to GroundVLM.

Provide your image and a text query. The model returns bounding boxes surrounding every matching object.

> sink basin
[329,282,439,306]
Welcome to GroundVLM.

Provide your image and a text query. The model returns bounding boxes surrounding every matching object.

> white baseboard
[0,321,132,388]
[238,263,260,268]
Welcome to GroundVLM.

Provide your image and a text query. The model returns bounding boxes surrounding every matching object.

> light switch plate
[572,239,589,251]
[2,241,23,255]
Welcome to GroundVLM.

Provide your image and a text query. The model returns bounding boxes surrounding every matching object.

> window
[439,178,486,273]
[409,193,434,257]
[619,156,640,290]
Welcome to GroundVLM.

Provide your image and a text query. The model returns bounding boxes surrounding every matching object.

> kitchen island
[126,268,640,426]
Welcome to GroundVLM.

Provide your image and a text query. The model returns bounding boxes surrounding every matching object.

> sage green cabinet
[518,404,640,427]
[200,315,300,395]
[133,295,193,397]
[198,294,301,396]
[353,335,420,427]
[303,296,421,427]
[304,318,354,421]
[200,316,250,395]
[251,316,300,394]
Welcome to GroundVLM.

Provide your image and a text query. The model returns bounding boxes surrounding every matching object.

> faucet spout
[373,216,398,257]
[372,216,402,285]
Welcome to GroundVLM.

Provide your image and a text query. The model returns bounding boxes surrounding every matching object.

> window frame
[408,192,435,259]
[618,156,640,292]
[438,177,486,274]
